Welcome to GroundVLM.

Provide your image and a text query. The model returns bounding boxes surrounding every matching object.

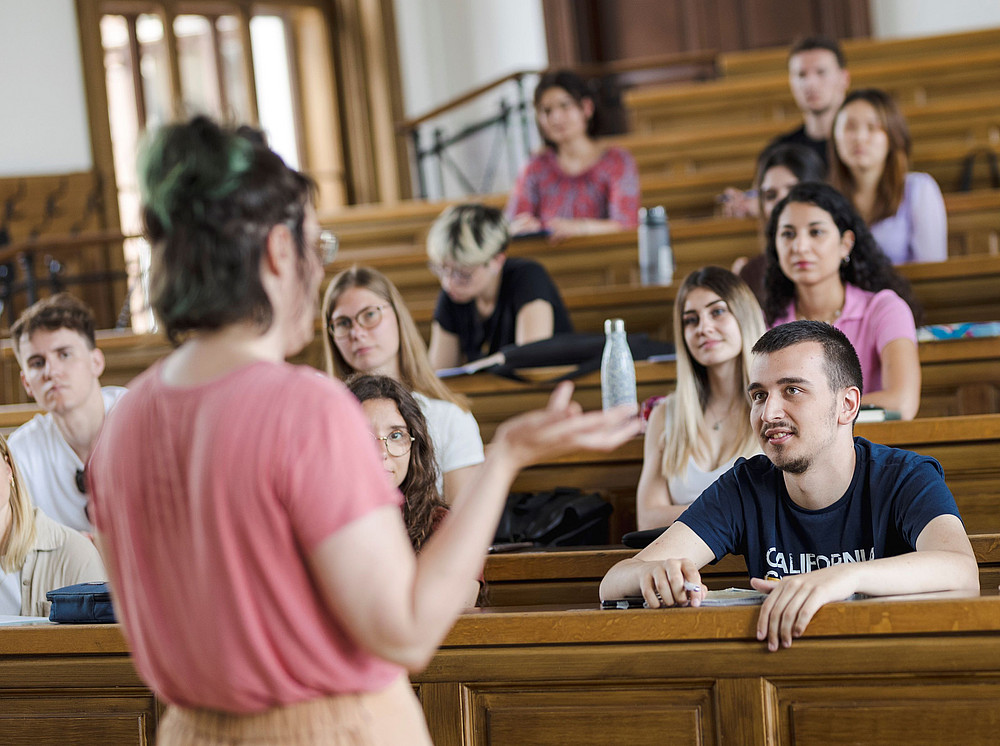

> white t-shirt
[660,397,754,506]
[0,568,21,615]
[9,386,128,532]
[413,392,485,494]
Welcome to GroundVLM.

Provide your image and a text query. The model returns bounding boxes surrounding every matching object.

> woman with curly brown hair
[347,374,480,606]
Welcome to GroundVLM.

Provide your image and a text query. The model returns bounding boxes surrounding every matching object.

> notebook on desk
[601,588,767,609]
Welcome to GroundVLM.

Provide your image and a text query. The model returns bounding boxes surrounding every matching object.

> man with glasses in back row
[8,293,127,533]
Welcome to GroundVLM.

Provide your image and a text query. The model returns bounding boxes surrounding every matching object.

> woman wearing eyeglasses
[346,374,480,607]
[323,266,484,504]
[426,203,573,371]
[89,117,639,745]
[0,434,105,617]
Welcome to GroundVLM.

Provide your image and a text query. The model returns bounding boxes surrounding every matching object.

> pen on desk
[683,581,702,593]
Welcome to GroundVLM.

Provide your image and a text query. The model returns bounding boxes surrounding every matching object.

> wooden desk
[482,534,1000,608]
[6,591,999,745]
[0,625,157,745]
[415,591,1000,745]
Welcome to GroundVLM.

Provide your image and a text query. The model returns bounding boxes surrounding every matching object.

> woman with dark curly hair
[345,375,445,551]
[346,374,480,607]
[763,181,921,419]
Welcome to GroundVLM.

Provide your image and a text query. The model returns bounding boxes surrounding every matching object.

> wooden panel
[465,684,716,746]
[414,593,1000,744]
[779,682,1000,746]
[0,629,158,746]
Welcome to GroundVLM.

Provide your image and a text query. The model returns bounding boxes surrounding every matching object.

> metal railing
[397,51,720,201]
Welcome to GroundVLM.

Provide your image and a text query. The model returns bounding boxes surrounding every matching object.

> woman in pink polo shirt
[762,182,921,419]
[88,116,638,745]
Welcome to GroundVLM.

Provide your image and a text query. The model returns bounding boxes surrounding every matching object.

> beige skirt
[156,675,431,746]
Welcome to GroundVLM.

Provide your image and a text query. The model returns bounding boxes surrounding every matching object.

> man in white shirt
[8,294,126,532]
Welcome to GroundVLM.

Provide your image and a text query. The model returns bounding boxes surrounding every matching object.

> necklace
[796,302,842,325]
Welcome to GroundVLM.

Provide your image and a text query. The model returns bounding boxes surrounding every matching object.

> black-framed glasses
[427,262,482,284]
[328,304,388,338]
[374,429,415,457]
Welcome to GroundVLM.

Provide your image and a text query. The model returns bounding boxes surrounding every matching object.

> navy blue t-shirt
[433,256,573,361]
[679,438,963,580]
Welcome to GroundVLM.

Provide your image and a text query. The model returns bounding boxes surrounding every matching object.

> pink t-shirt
[89,361,404,713]
[770,283,916,392]
[504,146,640,228]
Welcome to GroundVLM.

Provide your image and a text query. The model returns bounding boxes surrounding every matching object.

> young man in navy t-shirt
[601,321,978,651]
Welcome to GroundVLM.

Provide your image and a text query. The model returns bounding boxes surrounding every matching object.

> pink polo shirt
[89,361,404,713]
[770,283,916,392]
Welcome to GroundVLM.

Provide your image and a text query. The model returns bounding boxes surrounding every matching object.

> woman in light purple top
[763,182,921,419]
[831,89,948,264]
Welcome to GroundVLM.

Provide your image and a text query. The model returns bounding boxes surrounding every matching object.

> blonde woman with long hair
[0,434,105,616]
[636,267,766,530]
[323,265,484,503]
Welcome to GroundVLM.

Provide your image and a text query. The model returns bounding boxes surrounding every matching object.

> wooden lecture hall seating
[3,585,1000,744]
[2,27,999,746]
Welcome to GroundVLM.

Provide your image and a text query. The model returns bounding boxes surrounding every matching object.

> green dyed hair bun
[138,117,254,232]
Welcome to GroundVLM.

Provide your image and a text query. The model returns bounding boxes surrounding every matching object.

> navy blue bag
[46,581,116,624]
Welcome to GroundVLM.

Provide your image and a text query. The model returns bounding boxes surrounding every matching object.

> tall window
[92,1,344,331]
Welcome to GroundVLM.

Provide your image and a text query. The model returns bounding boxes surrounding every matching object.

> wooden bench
[511,414,1000,541]
[616,96,1000,186]
[626,47,1000,132]
[2,251,995,407]
[719,27,1000,77]
[326,189,999,329]
[482,533,1000,607]
[449,335,1000,442]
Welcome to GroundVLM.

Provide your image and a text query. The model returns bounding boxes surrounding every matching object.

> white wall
[0,0,92,176]
[393,0,548,199]
[870,0,1000,38]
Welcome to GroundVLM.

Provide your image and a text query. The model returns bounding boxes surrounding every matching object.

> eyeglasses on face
[328,304,389,338]
[284,218,339,266]
[374,429,414,457]
[318,231,339,266]
[428,262,483,284]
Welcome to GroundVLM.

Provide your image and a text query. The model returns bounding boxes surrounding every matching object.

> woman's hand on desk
[751,567,857,652]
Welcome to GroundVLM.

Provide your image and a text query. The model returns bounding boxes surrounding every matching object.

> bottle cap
[604,318,626,334]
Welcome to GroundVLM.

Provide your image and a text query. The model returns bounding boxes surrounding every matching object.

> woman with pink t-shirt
[506,70,640,240]
[88,117,638,745]
[762,181,921,420]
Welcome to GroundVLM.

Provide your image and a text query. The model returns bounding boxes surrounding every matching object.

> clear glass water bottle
[601,318,637,411]
[638,205,674,286]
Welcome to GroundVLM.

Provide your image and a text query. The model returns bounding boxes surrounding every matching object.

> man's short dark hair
[752,320,863,395]
[788,36,847,69]
[10,293,97,366]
